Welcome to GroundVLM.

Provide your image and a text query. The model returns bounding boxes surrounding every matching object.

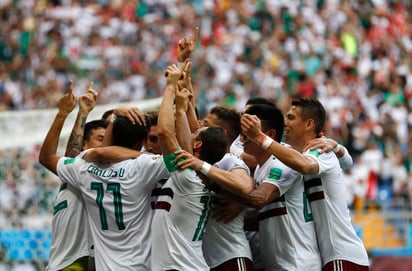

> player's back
[57,153,169,270]
[151,167,212,271]
[47,183,91,271]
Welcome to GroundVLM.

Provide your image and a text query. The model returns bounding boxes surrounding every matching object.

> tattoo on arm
[65,133,83,157]
[80,116,86,129]
[65,114,88,157]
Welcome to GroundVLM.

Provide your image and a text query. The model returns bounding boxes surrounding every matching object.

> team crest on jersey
[308,149,321,157]
[63,158,75,165]
[268,168,282,180]
[151,155,162,161]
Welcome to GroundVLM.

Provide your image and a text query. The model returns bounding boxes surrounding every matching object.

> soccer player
[39,91,170,270]
[199,106,254,271]
[46,81,104,271]
[241,98,369,270]
[229,97,277,271]
[151,60,228,270]
[176,104,323,270]
[239,104,322,270]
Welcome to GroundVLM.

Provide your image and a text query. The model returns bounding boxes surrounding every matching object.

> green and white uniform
[304,150,369,267]
[151,152,213,271]
[57,152,169,270]
[256,155,322,271]
[202,153,252,268]
[46,183,91,271]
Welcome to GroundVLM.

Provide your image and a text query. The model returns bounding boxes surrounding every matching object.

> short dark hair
[291,98,326,135]
[145,110,159,126]
[101,109,114,121]
[112,116,151,148]
[246,97,275,107]
[196,126,228,165]
[245,104,284,143]
[210,106,241,143]
[84,119,109,141]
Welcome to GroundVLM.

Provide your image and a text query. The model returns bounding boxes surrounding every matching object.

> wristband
[111,113,117,123]
[260,135,274,150]
[200,162,212,175]
[333,144,341,154]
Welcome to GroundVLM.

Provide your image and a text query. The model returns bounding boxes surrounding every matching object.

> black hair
[246,97,276,107]
[196,126,228,165]
[291,98,326,135]
[245,104,284,143]
[209,106,241,143]
[84,119,109,141]
[145,110,159,126]
[112,116,151,148]
[101,109,114,121]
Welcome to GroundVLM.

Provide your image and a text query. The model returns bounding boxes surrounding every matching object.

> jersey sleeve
[305,149,337,175]
[262,160,302,196]
[57,156,83,187]
[133,154,170,187]
[214,154,250,175]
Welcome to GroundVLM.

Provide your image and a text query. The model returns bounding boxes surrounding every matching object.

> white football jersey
[255,155,322,271]
[151,152,213,271]
[202,153,252,267]
[304,150,369,267]
[46,183,91,271]
[230,135,244,157]
[57,152,169,270]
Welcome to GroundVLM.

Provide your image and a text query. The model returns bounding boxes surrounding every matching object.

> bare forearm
[39,112,68,174]
[205,167,254,195]
[218,189,264,209]
[65,111,88,157]
[264,137,318,175]
[83,146,142,162]
[186,103,199,133]
[176,110,192,153]
[158,85,179,155]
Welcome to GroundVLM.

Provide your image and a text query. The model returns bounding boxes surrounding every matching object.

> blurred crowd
[0,0,412,230]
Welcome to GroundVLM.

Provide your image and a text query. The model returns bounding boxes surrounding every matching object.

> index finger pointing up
[192,27,199,44]
[88,81,94,91]
[68,80,73,95]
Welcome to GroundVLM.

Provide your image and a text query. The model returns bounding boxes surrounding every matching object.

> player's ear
[266,129,276,141]
[193,140,202,151]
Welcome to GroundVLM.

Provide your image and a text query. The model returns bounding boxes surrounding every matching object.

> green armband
[163,147,185,172]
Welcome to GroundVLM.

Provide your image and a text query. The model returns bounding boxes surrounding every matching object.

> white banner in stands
[0,97,162,150]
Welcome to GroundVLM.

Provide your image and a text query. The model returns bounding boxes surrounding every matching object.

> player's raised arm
[39,81,77,174]
[65,82,97,157]
[175,86,193,153]
[177,26,199,62]
[158,59,188,155]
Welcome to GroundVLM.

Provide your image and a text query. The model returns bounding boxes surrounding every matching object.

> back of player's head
[245,104,284,143]
[245,97,275,107]
[145,110,159,126]
[112,116,151,149]
[196,126,228,165]
[84,119,109,141]
[291,98,326,135]
[209,106,241,143]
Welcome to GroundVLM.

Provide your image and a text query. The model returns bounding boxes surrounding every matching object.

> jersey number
[192,195,212,241]
[91,182,125,230]
[303,191,313,222]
